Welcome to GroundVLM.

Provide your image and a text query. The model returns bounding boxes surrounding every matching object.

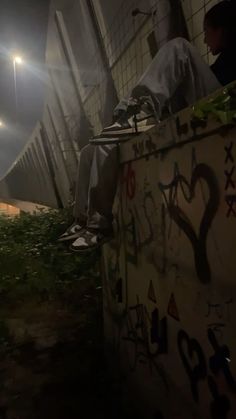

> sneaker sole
[57,229,85,242]
[93,123,155,139]
[70,235,113,252]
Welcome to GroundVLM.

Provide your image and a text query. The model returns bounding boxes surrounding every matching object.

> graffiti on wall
[205,298,233,338]
[224,138,236,217]
[120,164,166,274]
[159,162,220,283]
[103,119,236,418]
[122,295,169,391]
[178,328,236,418]
[132,132,158,160]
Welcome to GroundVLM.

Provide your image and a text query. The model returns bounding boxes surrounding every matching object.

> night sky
[0,0,50,177]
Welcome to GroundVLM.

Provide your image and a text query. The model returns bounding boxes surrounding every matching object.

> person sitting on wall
[58,0,236,252]
[90,0,236,142]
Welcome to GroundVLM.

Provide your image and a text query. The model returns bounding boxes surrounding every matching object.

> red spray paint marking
[121,162,136,200]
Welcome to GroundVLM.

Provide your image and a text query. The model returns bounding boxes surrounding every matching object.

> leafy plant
[192,82,236,124]
[0,209,100,302]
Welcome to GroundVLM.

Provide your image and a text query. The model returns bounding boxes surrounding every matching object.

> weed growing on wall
[0,209,100,301]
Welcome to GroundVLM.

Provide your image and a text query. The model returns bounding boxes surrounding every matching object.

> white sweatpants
[74,38,221,230]
[115,37,220,115]
[73,144,119,230]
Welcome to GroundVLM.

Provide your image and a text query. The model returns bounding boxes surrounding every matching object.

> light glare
[14,56,23,64]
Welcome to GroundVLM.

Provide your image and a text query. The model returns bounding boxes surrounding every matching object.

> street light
[0,120,6,129]
[14,56,23,65]
[12,55,23,119]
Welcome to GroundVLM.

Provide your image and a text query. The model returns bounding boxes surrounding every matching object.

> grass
[0,208,100,303]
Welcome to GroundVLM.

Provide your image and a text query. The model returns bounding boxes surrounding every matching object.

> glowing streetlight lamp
[14,56,23,65]
[12,55,24,119]
[0,120,6,129]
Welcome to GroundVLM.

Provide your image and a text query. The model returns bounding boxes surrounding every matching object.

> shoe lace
[138,95,160,121]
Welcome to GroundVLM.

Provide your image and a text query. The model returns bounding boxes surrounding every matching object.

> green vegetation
[0,209,100,301]
[193,82,236,124]
[0,210,121,419]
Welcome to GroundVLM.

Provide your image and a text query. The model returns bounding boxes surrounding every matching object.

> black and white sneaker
[89,96,158,145]
[57,222,85,242]
[70,228,113,252]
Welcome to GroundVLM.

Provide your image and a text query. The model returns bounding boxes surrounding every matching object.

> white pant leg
[73,144,94,222]
[74,144,119,230]
[115,37,220,115]
[87,144,119,230]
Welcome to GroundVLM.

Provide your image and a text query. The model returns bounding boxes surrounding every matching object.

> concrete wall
[102,101,236,418]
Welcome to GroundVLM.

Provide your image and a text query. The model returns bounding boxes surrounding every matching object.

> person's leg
[87,144,119,230]
[71,144,119,251]
[73,144,95,224]
[58,144,94,242]
[95,37,220,140]
[131,37,220,113]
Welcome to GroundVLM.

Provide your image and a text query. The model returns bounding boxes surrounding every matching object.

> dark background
[0,0,50,177]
